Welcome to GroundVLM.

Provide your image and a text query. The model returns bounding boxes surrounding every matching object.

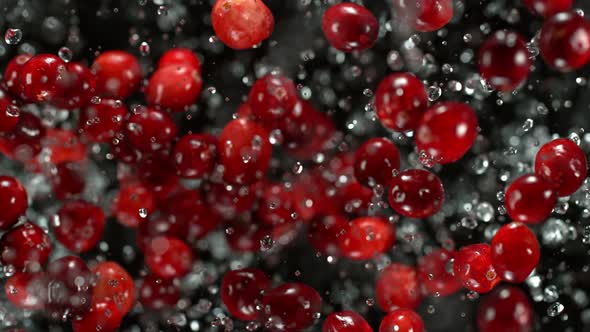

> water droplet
[139,42,150,56]
[139,208,148,218]
[522,118,534,132]
[427,85,442,102]
[4,28,22,45]
[157,5,168,15]
[292,162,303,175]
[547,302,564,317]
[58,46,72,62]
[260,235,274,252]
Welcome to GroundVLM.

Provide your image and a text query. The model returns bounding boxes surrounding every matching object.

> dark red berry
[5,272,48,310]
[211,0,275,50]
[52,62,97,109]
[535,138,587,197]
[53,200,105,253]
[339,216,395,260]
[261,282,322,332]
[221,268,270,321]
[379,309,424,332]
[375,72,428,132]
[91,261,135,316]
[321,3,379,52]
[417,248,461,297]
[323,310,372,332]
[172,133,217,178]
[249,73,298,126]
[158,48,201,73]
[354,137,400,187]
[138,274,181,310]
[392,0,453,32]
[50,162,86,200]
[92,50,142,98]
[144,236,194,279]
[71,300,124,332]
[388,169,444,219]
[46,256,93,319]
[3,112,46,162]
[0,176,28,230]
[376,263,422,311]
[308,214,348,256]
[504,174,556,224]
[112,183,155,228]
[0,222,51,272]
[539,11,590,72]
[491,222,540,283]
[4,54,32,98]
[256,182,296,226]
[145,65,202,112]
[19,54,66,102]
[453,243,500,293]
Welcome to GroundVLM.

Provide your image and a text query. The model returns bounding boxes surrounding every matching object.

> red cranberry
[388,169,444,219]
[110,133,141,164]
[453,243,500,293]
[292,171,336,222]
[4,54,32,98]
[53,200,105,253]
[206,182,260,218]
[71,300,124,332]
[144,236,194,279]
[261,282,322,332]
[211,0,274,50]
[339,216,395,260]
[225,215,271,252]
[375,73,428,132]
[145,65,202,112]
[91,261,135,315]
[477,286,534,332]
[257,182,296,226]
[4,112,46,162]
[323,310,372,332]
[49,162,86,200]
[354,137,400,187]
[138,274,180,310]
[42,128,87,165]
[539,11,590,72]
[172,133,217,178]
[376,263,422,311]
[308,214,348,256]
[416,102,478,164]
[218,118,272,185]
[0,176,27,230]
[0,222,51,272]
[392,0,453,32]
[92,50,142,98]
[5,272,48,310]
[249,73,297,126]
[112,183,155,228]
[504,174,556,224]
[379,309,424,332]
[522,0,573,17]
[125,107,177,152]
[478,30,531,91]
[0,89,19,133]
[136,154,181,201]
[137,214,187,252]
[19,54,66,102]
[158,48,201,72]
[221,268,271,321]
[79,98,127,143]
[321,3,379,52]
[52,62,97,109]
[417,248,461,297]
[491,222,540,283]
[46,256,93,319]
[535,138,587,197]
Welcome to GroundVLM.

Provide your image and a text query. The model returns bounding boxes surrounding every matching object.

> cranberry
[206,182,260,218]
[42,128,87,165]
[388,169,444,219]
[52,62,97,109]
[375,73,428,132]
[416,102,478,164]
[292,171,336,221]
[53,200,105,253]
[249,73,298,126]
[172,133,217,178]
[145,65,202,112]
[376,263,422,311]
[323,310,372,332]
[392,0,453,32]
[144,236,194,279]
[504,174,556,224]
[453,243,500,293]
[137,214,187,252]
[478,30,531,91]
[321,3,379,52]
[0,176,28,230]
[71,300,124,332]
[522,0,573,17]
[257,182,296,226]
[138,274,180,310]
[92,50,142,98]
[110,133,141,164]
[3,112,46,162]
[261,282,322,332]
[477,286,534,332]
[211,0,274,50]
[5,272,47,310]
[19,54,66,102]
[308,214,348,256]
[379,309,424,332]
[491,222,540,283]
[417,248,461,297]
[221,268,271,321]
[218,118,272,185]
[539,11,590,72]
[125,107,178,152]
[535,138,587,197]
[91,261,135,315]
[158,48,201,72]
[79,98,127,143]
[4,54,32,98]
[50,162,86,200]
[112,183,155,227]
[353,138,400,187]
[46,256,93,319]
[339,216,395,260]
[0,89,19,133]
[0,222,51,272]
[136,154,181,201]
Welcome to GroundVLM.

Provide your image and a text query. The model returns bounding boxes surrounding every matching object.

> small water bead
[461,216,478,229]
[522,118,534,132]
[427,85,442,101]
[157,5,168,16]
[139,42,150,56]
[4,28,22,45]
[58,46,73,62]
[544,285,559,302]
[548,302,564,317]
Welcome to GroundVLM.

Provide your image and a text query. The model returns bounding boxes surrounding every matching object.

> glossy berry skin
[211,0,275,50]
[535,138,587,197]
[158,48,201,72]
[52,62,97,109]
[0,89,19,133]
[522,0,572,17]
[261,282,322,332]
[79,98,127,143]
[323,311,373,332]
[206,182,259,218]
[392,0,453,32]
[0,222,51,272]
[50,162,86,200]
[376,263,422,311]
[477,286,534,332]
[112,183,155,227]
[221,268,271,321]
[0,176,27,230]
[53,200,105,253]
[375,73,428,132]
[249,73,298,125]
[19,54,67,103]
[172,133,217,178]
[453,244,500,293]
[138,274,180,310]
[218,118,272,185]
[5,272,48,310]
[144,236,194,279]
[539,12,590,72]
[388,169,444,219]
[321,3,379,52]
[125,107,178,152]
[505,174,556,224]
[379,309,424,332]
[145,65,202,112]
[308,214,348,256]
[1,112,46,162]
[4,54,32,98]
[478,30,531,91]
[92,50,142,98]
[91,261,135,315]
[45,256,93,319]
[354,138,400,187]
[72,300,124,332]
[417,248,461,297]
[339,217,395,260]
[491,222,540,283]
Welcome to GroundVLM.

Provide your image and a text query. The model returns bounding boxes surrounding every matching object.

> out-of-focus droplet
[6,105,20,118]
[139,42,150,56]
[157,5,168,15]
[4,28,22,45]
[522,118,534,132]
[547,302,564,317]
[58,46,72,62]
[427,85,441,102]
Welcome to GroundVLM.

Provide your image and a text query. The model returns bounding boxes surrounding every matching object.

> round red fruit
[112,183,155,228]
[92,50,142,98]
[339,216,395,260]
[491,222,540,283]
[388,169,444,219]
[261,282,322,332]
[172,133,217,178]
[477,286,534,332]
[91,261,135,315]
[539,11,590,72]
[376,263,422,311]
[158,48,201,72]
[221,268,270,321]
[5,272,48,310]
[504,174,556,224]
[19,54,66,103]
[53,200,105,253]
[321,3,379,52]
[354,137,400,187]
[138,274,181,310]
[249,73,297,126]
[522,0,573,17]
[392,0,453,32]
[0,176,27,230]
[211,0,275,50]
[144,236,194,279]
[4,54,32,98]
[379,309,424,332]
[535,138,587,197]
[52,62,97,109]
[417,248,461,297]
[79,98,127,143]
[125,107,177,152]
[0,222,51,272]
[145,65,202,112]
[323,311,372,332]
[453,243,500,293]
[72,300,124,332]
